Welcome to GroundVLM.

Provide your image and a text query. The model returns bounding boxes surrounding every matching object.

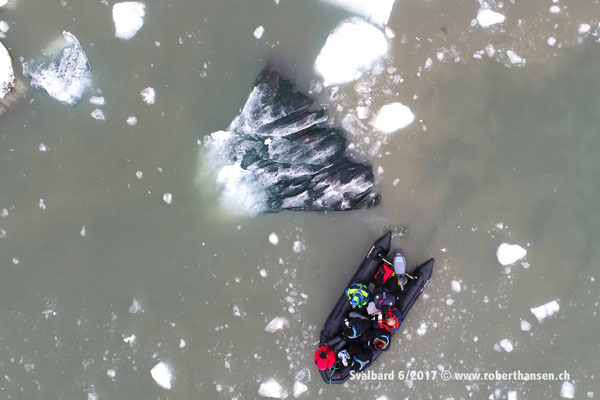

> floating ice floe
[578,24,591,35]
[90,108,105,121]
[22,32,92,105]
[151,361,173,390]
[560,381,574,399]
[507,391,517,400]
[163,193,172,204]
[496,243,527,266]
[127,115,138,126]
[451,280,461,293]
[506,50,524,65]
[497,338,514,352]
[254,26,265,39]
[129,298,142,313]
[476,9,505,27]
[0,0,7,8]
[293,381,308,397]
[520,319,531,331]
[292,240,305,253]
[0,41,14,99]
[258,379,287,398]
[113,2,146,40]
[89,95,105,105]
[265,317,288,333]
[140,87,155,104]
[315,17,388,86]
[549,5,561,14]
[530,300,559,322]
[547,37,557,46]
[203,68,380,214]
[320,0,396,26]
[371,102,414,133]
[268,233,279,245]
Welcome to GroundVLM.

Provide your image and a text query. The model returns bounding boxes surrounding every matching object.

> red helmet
[314,345,335,370]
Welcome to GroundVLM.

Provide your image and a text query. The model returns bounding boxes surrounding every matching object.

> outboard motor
[393,250,409,291]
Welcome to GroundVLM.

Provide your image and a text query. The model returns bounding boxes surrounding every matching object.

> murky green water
[1,0,599,399]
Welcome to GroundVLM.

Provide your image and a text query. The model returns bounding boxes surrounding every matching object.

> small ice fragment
[392,178,400,186]
[126,115,138,126]
[268,233,279,245]
[162,193,172,204]
[371,102,414,133]
[0,0,7,8]
[265,317,288,333]
[561,381,575,399]
[416,322,428,336]
[520,319,531,331]
[0,228,6,239]
[89,96,105,105]
[22,32,92,105]
[496,243,527,265]
[135,171,143,179]
[530,300,559,322]
[123,334,136,344]
[547,37,557,46]
[578,24,591,34]
[484,43,495,57]
[91,108,105,121]
[424,57,433,70]
[258,378,287,398]
[129,298,142,313]
[106,368,116,378]
[476,9,506,27]
[113,2,146,40]
[292,240,304,253]
[39,199,46,210]
[88,392,98,400]
[80,225,86,237]
[151,361,173,390]
[314,17,388,86]
[12,257,19,265]
[508,391,517,400]
[499,338,514,352]
[254,26,265,39]
[506,50,523,64]
[39,143,48,152]
[451,280,461,293]
[179,339,186,348]
[293,381,308,397]
[549,5,560,14]
[140,87,155,104]
[259,268,268,277]
[495,222,504,229]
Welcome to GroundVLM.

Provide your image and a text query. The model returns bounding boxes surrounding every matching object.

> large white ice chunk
[476,9,505,27]
[22,32,92,105]
[265,317,288,333]
[259,379,287,398]
[315,17,388,86]
[371,102,414,133]
[0,41,15,98]
[320,0,396,27]
[530,300,559,322]
[113,2,146,40]
[151,361,173,390]
[496,243,527,266]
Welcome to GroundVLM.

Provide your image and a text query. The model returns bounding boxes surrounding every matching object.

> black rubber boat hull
[318,232,434,384]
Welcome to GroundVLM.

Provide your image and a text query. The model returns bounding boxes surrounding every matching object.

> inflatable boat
[317,232,434,384]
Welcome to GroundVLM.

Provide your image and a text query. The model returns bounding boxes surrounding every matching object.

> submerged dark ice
[204,69,380,214]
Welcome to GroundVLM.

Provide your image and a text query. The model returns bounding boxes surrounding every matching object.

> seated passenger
[347,343,373,372]
[365,329,391,351]
[373,306,403,333]
[345,282,370,309]
[342,314,372,340]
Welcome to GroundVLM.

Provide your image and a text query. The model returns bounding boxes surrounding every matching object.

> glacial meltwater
[1,0,599,399]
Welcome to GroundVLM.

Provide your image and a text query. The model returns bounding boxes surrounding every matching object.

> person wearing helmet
[345,282,370,308]
[374,306,403,333]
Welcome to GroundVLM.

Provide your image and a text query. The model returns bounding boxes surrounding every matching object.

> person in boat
[345,282,370,308]
[342,311,371,340]
[374,306,403,333]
